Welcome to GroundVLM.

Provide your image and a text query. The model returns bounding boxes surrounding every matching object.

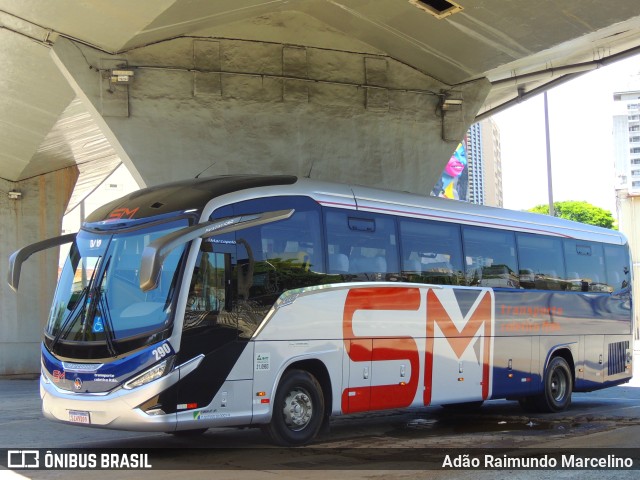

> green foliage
[528,201,616,229]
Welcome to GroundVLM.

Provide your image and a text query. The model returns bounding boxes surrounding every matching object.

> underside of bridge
[2,0,640,374]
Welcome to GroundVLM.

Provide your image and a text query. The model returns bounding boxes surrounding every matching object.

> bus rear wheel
[536,356,573,412]
[518,357,573,413]
[266,369,324,446]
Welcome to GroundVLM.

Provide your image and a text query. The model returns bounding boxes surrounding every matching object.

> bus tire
[266,369,324,446]
[536,356,573,412]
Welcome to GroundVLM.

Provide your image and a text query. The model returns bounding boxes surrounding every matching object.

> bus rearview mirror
[7,233,77,292]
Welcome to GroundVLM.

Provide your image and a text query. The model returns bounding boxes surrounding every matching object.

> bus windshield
[46,219,188,351]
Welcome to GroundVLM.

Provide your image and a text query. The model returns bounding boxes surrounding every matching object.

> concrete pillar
[0,166,78,375]
[51,37,490,192]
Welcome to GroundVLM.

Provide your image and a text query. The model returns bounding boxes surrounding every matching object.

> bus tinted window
[463,226,519,288]
[564,240,607,292]
[325,210,399,281]
[215,196,325,322]
[232,196,324,273]
[399,219,464,285]
[516,234,566,290]
[604,244,631,292]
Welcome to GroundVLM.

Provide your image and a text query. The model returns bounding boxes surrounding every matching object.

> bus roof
[348,183,625,245]
[85,175,297,225]
[84,175,626,245]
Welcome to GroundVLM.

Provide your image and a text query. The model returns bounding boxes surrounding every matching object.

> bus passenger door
[342,339,372,413]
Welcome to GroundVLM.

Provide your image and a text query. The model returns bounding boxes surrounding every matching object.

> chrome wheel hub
[551,371,567,401]
[283,387,313,431]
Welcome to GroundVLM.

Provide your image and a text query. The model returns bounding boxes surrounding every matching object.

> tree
[528,201,616,229]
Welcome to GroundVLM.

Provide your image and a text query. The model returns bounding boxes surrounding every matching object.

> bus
[8,175,633,446]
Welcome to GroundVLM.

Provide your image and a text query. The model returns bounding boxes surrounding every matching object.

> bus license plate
[69,410,91,424]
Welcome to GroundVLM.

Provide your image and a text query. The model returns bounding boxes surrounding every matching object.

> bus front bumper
[40,355,203,432]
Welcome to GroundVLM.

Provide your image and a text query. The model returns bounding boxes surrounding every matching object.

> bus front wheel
[537,356,573,412]
[266,369,324,446]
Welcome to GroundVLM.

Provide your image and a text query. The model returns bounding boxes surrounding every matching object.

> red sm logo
[108,207,139,220]
[341,287,494,414]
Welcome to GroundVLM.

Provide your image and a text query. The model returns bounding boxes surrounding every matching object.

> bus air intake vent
[608,340,629,376]
[409,0,464,19]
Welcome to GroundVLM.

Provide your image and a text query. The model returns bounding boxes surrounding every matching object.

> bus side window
[516,234,566,290]
[398,219,464,285]
[231,195,324,304]
[186,251,228,313]
[324,209,399,281]
[563,240,607,292]
[603,244,631,292]
[462,226,519,289]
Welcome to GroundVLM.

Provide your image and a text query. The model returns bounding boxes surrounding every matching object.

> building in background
[614,89,640,194]
[466,123,484,204]
[480,118,504,208]
[613,85,640,341]
[432,118,503,207]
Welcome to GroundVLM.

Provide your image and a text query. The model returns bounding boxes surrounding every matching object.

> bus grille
[608,341,629,376]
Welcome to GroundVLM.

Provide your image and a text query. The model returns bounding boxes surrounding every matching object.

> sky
[493,53,640,215]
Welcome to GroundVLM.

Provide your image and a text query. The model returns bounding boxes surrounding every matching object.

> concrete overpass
[3,0,640,374]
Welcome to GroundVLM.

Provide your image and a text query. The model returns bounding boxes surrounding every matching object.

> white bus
[9,175,633,446]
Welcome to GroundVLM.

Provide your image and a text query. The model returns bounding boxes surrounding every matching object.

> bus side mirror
[7,233,77,291]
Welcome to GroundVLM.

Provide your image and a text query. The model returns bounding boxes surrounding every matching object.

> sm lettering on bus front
[108,207,139,220]
[341,287,494,414]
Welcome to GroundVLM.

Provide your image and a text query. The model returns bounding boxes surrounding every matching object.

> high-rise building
[433,118,503,206]
[466,122,484,205]
[613,85,640,341]
[480,118,504,208]
[613,90,640,194]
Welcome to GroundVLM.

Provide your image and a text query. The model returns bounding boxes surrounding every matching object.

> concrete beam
[0,28,75,182]
[1,166,78,375]
[52,36,490,192]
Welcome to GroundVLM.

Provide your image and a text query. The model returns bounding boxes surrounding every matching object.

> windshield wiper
[98,296,117,357]
[87,256,119,356]
[51,257,102,350]
[80,256,103,331]
[97,288,118,357]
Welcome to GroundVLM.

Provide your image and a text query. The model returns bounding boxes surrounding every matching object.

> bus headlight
[123,359,169,390]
